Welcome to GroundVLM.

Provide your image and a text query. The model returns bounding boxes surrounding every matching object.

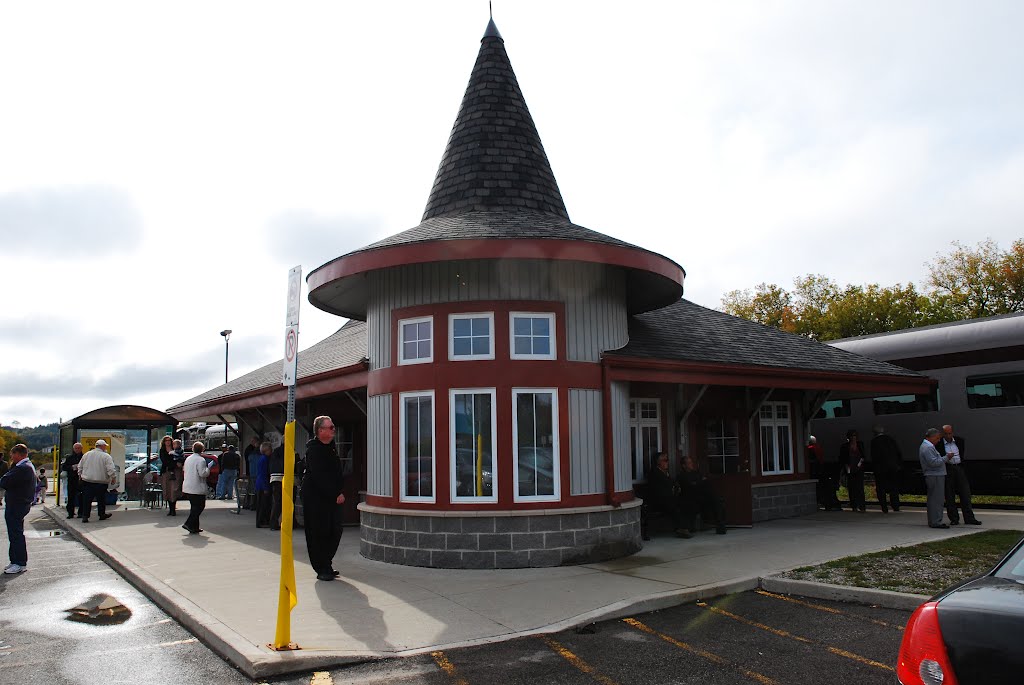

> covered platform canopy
[59,404,179,458]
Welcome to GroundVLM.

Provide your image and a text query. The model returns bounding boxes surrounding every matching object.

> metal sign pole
[273,265,302,651]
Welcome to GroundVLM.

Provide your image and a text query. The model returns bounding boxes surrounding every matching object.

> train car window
[967,373,1024,409]
[872,388,939,415]
[815,399,851,419]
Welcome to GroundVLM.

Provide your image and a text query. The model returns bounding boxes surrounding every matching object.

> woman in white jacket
[181,442,210,534]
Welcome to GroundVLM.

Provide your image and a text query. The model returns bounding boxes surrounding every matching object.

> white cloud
[1,0,1022,425]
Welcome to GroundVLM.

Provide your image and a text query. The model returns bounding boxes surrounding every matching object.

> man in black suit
[301,416,346,580]
[870,426,902,512]
[940,424,981,525]
[61,442,84,518]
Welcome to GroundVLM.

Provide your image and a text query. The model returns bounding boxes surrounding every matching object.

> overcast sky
[2,1,1022,428]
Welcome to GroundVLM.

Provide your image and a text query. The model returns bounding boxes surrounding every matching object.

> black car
[897,533,1024,685]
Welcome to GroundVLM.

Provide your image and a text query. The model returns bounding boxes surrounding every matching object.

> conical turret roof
[421,19,568,220]
[307,19,686,320]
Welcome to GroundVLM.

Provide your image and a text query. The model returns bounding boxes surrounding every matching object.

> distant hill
[2,422,59,451]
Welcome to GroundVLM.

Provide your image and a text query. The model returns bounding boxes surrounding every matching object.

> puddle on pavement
[65,594,132,625]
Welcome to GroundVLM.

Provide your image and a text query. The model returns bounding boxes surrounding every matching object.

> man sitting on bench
[677,455,727,535]
[647,452,693,539]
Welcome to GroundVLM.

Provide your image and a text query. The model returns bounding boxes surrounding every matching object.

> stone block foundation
[751,479,818,522]
[357,501,643,569]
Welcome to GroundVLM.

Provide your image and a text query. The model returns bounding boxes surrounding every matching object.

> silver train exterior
[809,312,1024,496]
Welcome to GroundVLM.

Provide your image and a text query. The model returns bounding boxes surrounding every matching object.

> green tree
[722,276,928,340]
[927,238,1024,319]
[721,283,797,332]
[0,427,24,455]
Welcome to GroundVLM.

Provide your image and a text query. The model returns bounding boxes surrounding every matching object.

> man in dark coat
[677,455,727,534]
[940,424,981,525]
[301,416,345,581]
[870,426,902,513]
[645,452,692,538]
[61,442,84,519]
[1,444,36,573]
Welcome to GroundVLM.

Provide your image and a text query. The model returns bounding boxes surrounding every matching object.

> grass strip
[782,529,1024,595]
[835,486,1023,507]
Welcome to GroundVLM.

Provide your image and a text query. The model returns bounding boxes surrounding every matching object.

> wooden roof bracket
[678,384,708,424]
[345,390,368,417]
[747,387,775,421]
[217,415,241,439]
[256,407,284,435]
[803,390,832,429]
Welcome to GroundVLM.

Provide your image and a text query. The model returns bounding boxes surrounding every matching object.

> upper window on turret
[510,312,556,360]
[399,316,433,365]
[449,313,494,361]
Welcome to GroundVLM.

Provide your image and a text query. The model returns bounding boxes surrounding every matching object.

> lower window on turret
[513,388,559,502]
[451,388,497,502]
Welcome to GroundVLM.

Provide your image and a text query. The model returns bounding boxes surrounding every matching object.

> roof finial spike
[483,6,502,40]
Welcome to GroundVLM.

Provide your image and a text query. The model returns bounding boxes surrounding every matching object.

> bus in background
[810,312,1024,496]
[178,423,239,454]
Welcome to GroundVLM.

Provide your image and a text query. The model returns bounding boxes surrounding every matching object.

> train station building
[168,19,930,569]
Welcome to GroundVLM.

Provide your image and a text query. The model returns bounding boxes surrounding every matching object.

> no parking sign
[282,265,301,386]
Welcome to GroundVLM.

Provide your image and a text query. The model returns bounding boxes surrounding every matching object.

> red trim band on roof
[307,238,685,317]
[602,355,935,394]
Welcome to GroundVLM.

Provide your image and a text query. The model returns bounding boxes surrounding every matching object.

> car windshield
[993,537,1024,583]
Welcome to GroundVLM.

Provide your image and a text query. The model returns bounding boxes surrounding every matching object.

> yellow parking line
[431,651,470,685]
[700,603,893,672]
[541,636,620,685]
[825,647,894,671]
[622,618,778,685]
[310,671,333,685]
[755,589,904,630]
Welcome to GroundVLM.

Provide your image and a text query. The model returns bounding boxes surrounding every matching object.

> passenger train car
[810,312,1024,496]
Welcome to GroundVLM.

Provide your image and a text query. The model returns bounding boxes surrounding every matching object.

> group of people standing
[808,424,980,528]
[5,416,348,582]
[60,440,119,522]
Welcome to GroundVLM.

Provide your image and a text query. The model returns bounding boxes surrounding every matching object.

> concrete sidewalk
[42,500,1024,679]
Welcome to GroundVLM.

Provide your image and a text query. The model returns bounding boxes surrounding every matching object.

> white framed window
[706,418,740,475]
[398,316,433,365]
[450,388,497,502]
[399,391,435,502]
[629,398,661,483]
[759,401,793,475]
[509,312,556,360]
[448,312,494,361]
[513,388,559,502]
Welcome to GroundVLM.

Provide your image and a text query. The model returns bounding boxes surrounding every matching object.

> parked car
[454,448,493,497]
[896,533,1024,685]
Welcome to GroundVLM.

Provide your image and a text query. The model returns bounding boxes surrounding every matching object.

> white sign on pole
[283,266,302,386]
[283,324,299,386]
[286,265,302,327]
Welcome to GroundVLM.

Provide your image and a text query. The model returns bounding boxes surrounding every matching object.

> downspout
[601,356,620,507]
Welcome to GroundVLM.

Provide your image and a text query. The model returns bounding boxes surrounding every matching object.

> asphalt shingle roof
[421,19,567,221]
[356,210,636,252]
[337,20,648,259]
[167,320,367,413]
[613,299,923,378]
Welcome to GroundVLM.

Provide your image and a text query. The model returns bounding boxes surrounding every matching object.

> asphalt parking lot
[269,589,910,685]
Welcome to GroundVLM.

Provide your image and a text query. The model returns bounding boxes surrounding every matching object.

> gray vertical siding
[568,388,604,495]
[364,259,628,370]
[367,393,392,496]
[610,381,632,491]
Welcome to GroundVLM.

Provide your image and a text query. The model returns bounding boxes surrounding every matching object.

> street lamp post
[220,329,232,384]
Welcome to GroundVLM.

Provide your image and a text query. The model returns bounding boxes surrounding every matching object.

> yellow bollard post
[476,433,483,496]
[272,421,299,650]
[52,445,58,501]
